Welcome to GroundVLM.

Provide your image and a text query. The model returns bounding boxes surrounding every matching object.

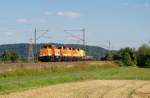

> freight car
[39,44,86,62]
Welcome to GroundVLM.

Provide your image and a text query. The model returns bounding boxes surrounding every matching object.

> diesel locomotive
[39,44,86,62]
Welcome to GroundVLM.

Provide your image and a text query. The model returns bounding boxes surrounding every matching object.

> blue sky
[0,0,150,50]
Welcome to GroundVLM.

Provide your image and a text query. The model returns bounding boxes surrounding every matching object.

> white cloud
[134,3,149,9]
[44,11,81,18]
[56,11,80,18]
[143,3,149,8]
[122,2,149,9]
[44,11,53,15]
[16,18,48,24]
[16,18,32,24]
[39,19,47,23]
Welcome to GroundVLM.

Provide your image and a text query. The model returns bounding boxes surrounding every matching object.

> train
[39,44,86,62]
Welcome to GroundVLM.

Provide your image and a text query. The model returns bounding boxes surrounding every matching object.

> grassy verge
[0,62,150,94]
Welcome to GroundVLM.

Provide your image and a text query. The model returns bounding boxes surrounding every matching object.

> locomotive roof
[42,44,81,50]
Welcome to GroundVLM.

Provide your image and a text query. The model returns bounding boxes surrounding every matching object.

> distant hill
[0,43,107,60]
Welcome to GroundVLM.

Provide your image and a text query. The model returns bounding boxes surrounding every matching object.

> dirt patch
[0,80,150,98]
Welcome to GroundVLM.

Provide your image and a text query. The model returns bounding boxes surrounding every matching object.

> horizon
[0,0,150,50]
[0,42,145,51]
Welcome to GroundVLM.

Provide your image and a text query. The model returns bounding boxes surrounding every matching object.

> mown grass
[0,62,150,94]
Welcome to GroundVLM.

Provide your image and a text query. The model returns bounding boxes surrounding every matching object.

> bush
[145,58,150,68]
[1,50,19,63]
[122,52,134,66]
[102,51,113,61]
[119,48,137,66]
[137,44,150,68]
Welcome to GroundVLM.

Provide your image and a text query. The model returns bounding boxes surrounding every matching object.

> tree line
[0,44,150,68]
[0,50,27,63]
[103,44,150,68]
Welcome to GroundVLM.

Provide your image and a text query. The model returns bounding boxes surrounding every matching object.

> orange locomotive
[39,44,86,62]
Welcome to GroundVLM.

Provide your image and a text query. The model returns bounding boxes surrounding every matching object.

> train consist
[39,44,86,62]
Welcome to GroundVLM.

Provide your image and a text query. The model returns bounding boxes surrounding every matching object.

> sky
[0,0,150,50]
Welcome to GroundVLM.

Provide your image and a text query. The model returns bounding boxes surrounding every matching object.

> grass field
[0,61,150,94]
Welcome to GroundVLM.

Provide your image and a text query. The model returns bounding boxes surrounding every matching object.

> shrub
[119,47,137,66]
[1,50,19,63]
[137,44,150,68]
[103,51,113,61]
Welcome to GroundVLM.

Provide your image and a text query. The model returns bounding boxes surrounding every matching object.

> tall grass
[0,62,150,94]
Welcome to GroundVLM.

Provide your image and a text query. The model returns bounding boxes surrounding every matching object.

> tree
[112,52,121,60]
[122,52,134,66]
[101,51,114,61]
[119,47,137,66]
[105,51,113,60]
[1,50,19,63]
[137,44,150,68]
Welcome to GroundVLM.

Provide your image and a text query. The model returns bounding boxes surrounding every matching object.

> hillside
[0,43,107,59]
